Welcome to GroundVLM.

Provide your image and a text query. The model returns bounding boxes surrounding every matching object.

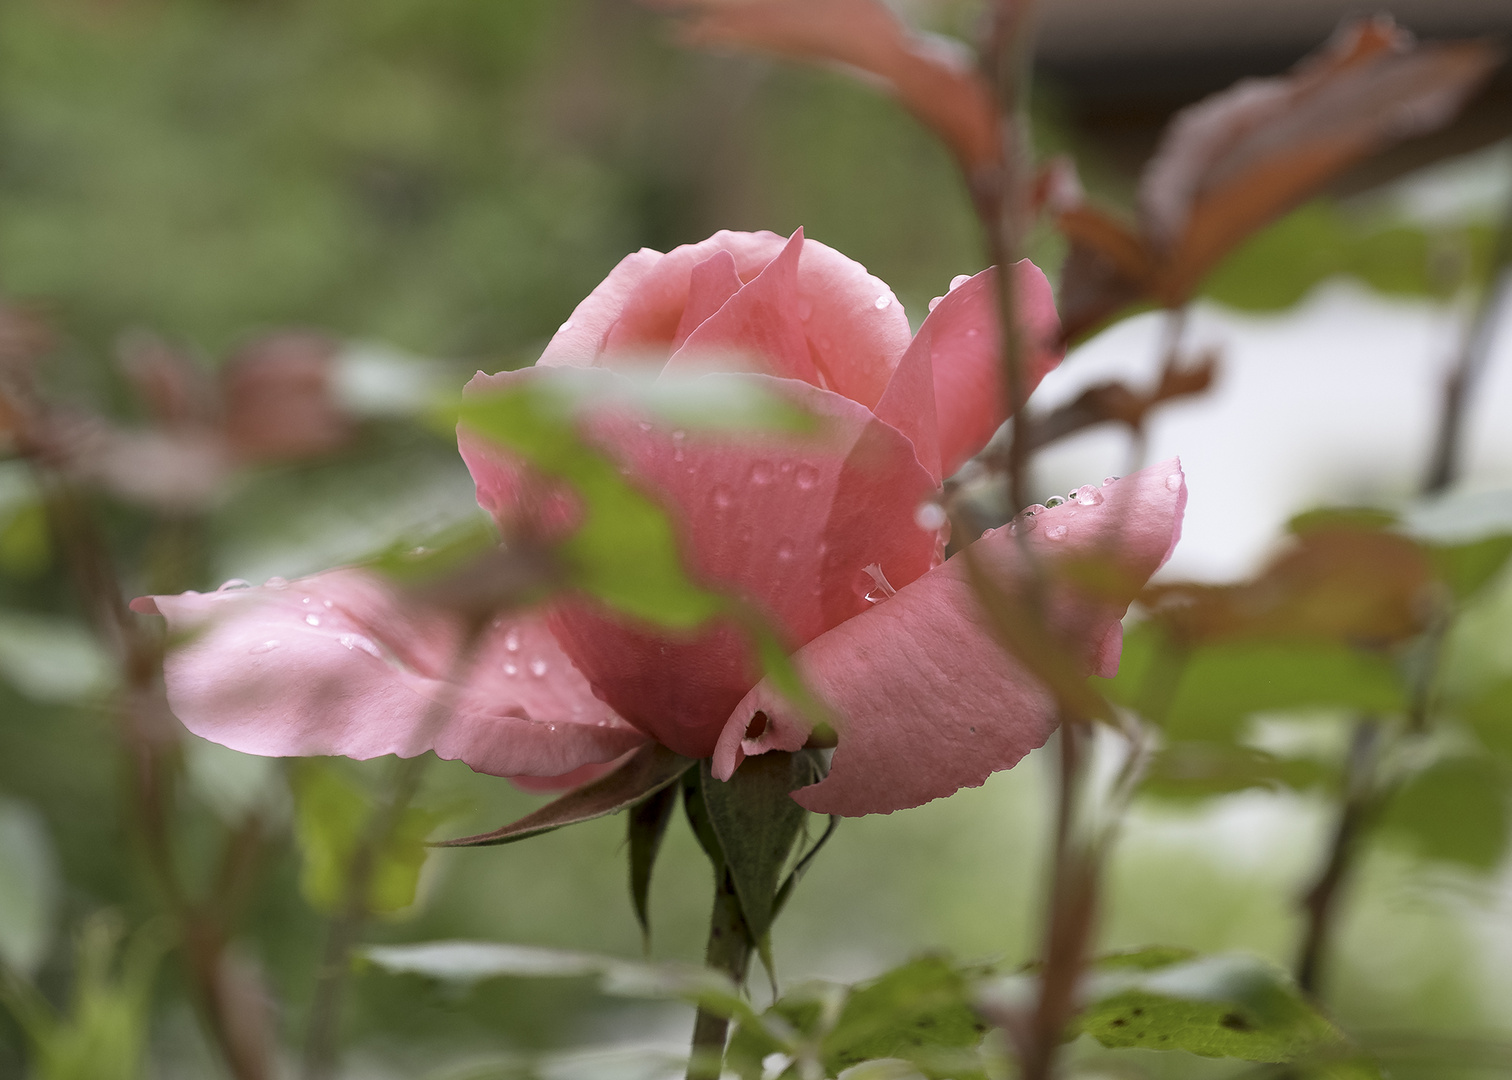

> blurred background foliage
[0,0,1510,1077]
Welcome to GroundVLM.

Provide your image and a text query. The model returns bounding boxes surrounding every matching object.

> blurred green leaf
[1463,677,1512,757]
[0,613,114,704]
[1288,507,1400,536]
[1202,201,1494,311]
[1074,952,1340,1062]
[435,743,693,848]
[1377,755,1511,872]
[1142,743,1331,800]
[361,940,756,1025]
[1104,625,1408,740]
[0,797,57,977]
[291,761,442,914]
[1426,535,1512,603]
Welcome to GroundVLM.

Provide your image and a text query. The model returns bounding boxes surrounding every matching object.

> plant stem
[1423,166,1512,495]
[1295,718,1382,996]
[686,866,753,1080]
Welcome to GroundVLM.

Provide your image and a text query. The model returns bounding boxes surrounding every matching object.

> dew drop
[874,292,893,310]
[914,502,947,531]
[637,420,653,433]
[529,657,549,677]
[1046,524,1069,541]
[1023,503,1048,516]
[301,596,313,604]
[1166,472,1182,492]
[265,576,288,589]
[1073,484,1104,506]
[776,539,795,561]
[338,633,382,659]
[504,661,518,676]
[250,639,281,655]
[710,484,734,509]
[304,614,321,627]
[749,460,774,485]
[949,273,971,291]
[559,319,574,333]
[504,628,521,652]
[323,599,334,609]
[1103,475,1121,486]
[217,579,251,592]
[861,562,897,603]
[1044,495,1066,508]
[965,328,980,338]
[794,464,819,491]
[796,297,814,321]
[928,295,944,312]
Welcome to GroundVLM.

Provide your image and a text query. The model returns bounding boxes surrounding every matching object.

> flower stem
[686,867,752,1080]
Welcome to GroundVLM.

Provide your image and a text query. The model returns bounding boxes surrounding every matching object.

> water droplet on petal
[529,658,548,677]
[860,562,897,603]
[874,292,893,310]
[338,633,382,659]
[1166,473,1182,492]
[710,484,734,509]
[265,576,288,589]
[1103,476,1121,486]
[776,540,795,561]
[1044,496,1065,508]
[504,661,518,676]
[637,420,653,433]
[504,628,521,652]
[1073,484,1104,506]
[559,319,574,333]
[323,599,334,609]
[949,274,971,291]
[928,295,943,312]
[796,297,814,321]
[914,502,947,530]
[250,639,281,654]
[304,614,321,627]
[301,596,313,604]
[795,464,819,491]
[1046,524,1069,541]
[749,461,773,485]
[965,328,980,338]
[217,579,251,592]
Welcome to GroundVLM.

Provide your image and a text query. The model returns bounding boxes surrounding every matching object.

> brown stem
[686,867,752,1080]
[1423,172,1512,496]
[1019,722,1098,1080]
[1295,719,1382,997]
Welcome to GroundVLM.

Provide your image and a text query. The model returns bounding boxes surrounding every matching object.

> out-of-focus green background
[2,0,1510,1077]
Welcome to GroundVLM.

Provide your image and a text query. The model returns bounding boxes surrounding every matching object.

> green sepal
[627,781,679,950]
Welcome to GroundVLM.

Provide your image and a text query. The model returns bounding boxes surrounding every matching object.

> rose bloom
[134,229,1185,816]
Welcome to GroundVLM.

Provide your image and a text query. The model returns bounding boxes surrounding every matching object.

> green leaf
[0,613,114,705]
[360,940,756,1026]
[1142,742,1331,801]
[0,798,57,977]
[627,782,679,948]
[698,753,817,947]
[1105,627,1408,741]
[1463,677,1512,758]
[1427,534,1512,602]
[1377,755,1511,872]
[1075,953,1339,1062]
[435,743,695,848]
[291,761,441,914]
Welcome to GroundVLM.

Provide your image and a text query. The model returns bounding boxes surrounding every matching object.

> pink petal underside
[713,459,1188,816]
[599,230,912,409]
[134,569,646,780]
[671,250,745,353]
[540,248,666,368]
[460,366,939,760]
[930,261,1065,479]
[660,229,819,385]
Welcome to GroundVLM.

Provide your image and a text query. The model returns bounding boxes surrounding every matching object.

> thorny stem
[301,626,484,1080]
[1423,165,1512,496]
[685,868,753,1080]
[1295,719,1383,996]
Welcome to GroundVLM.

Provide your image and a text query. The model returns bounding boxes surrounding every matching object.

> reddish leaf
[654,0,999,178]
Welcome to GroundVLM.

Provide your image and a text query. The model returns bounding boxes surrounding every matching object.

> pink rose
[134,229,1186,815]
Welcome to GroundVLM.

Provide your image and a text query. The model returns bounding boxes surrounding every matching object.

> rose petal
[461,366,939,759]
[661,229,819,384]
[600,230,912,408]
[930,261,1064,478]
[713,459,1187,815]
[541,248,665,368]
[136,569,646,778]
[671,250,745,353]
